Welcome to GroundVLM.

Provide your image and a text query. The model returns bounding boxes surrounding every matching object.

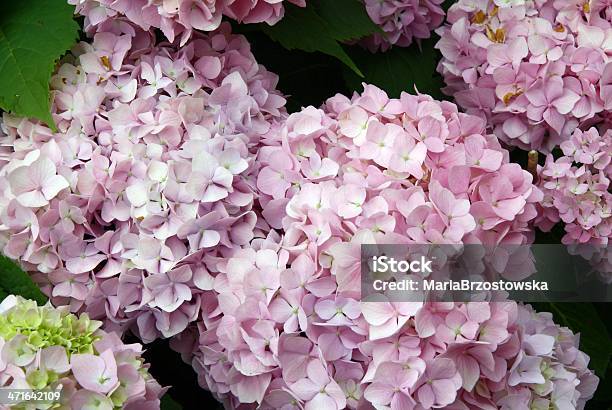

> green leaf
[0,0,79,128]
[313,0,380,42]
[534,302,612,377]
[261,3,363,76]
[161,396,183,410]
[343,37,445,99]
[0,255,47,305]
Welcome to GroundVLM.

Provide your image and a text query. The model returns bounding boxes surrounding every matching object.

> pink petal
[362,302,394,326]
[417,384,435,409]
[291,378,319,401]
[71,351,118,394]
[364,382,393,406]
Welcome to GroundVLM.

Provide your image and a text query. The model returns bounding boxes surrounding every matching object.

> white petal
[126,184,149,207]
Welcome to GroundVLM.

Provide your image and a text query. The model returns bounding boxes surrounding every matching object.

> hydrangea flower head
[169,85,598,409]
[536,127,611,280]
[436,0,612,152]
[362,0,446,51]
[0,21,286,343]
[0,295,165,409]
[70,0,307,44]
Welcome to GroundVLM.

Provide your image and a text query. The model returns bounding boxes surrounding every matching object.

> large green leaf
[313,0,381,42]
[0,0,79,128]
[534,302,612,378]
[343,37,445,99]
[261,3,365,76]
[0,255,47,305]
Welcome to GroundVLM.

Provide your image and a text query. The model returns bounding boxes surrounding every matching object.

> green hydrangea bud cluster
[0,296,166,410]
[0,297,101,357]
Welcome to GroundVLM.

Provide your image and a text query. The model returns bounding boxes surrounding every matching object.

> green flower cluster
[0,296,166,409]
[0,296,101,356]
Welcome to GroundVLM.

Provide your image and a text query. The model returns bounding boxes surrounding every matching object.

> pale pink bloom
[280,253,336,297]
[435,310,479,344]
[441,342,499,391]
[58,200,86,233]
[429,181,476,234]
[79,31,132,75]
[508,352,545,386]
[362,301,423,340]
[71,350,119,393]
[269,289,309,333]
[338,106,371,144]
[286,106,325,136]
[364,361,423,410]
[177,211,223,253]
[186,152,234,203]
[301,152,339,180]
[144,265,193,312]
[8,158,69,207]
[416,116,447,153]
[388,136,427,177]
[105,75,138,103]
[361,335,422,383]
[487,37,529,71]
[335,184,366,219]
[257,151,296,200]
[261,382,303,410]
[478,166,532,221]
[50,270,90,301]
[64,243,106,274]
[327,231,373,297]
[243,262,281,305]
[314,297,360,326]
[71,391,115,410]
[525,77,580,135]
[464,134,503,171]
[277,335,315,383]
[357,84,405,117]
[414,358,462,408]
[359,121,398,167]
[289,360,346,410]
[315,326,361,361]
[138,62,173,98]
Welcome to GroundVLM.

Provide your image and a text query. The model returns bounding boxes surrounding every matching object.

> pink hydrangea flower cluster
[536,127,611,244]
[436,0,612,152]
[0,22,286,342]
[0,295,165,410]
[535,127,611,278]
[172,247,599,409]
[258,84,542,253]
[70,0,306,44]
[167,86,597,409]
[363,0,446,51]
